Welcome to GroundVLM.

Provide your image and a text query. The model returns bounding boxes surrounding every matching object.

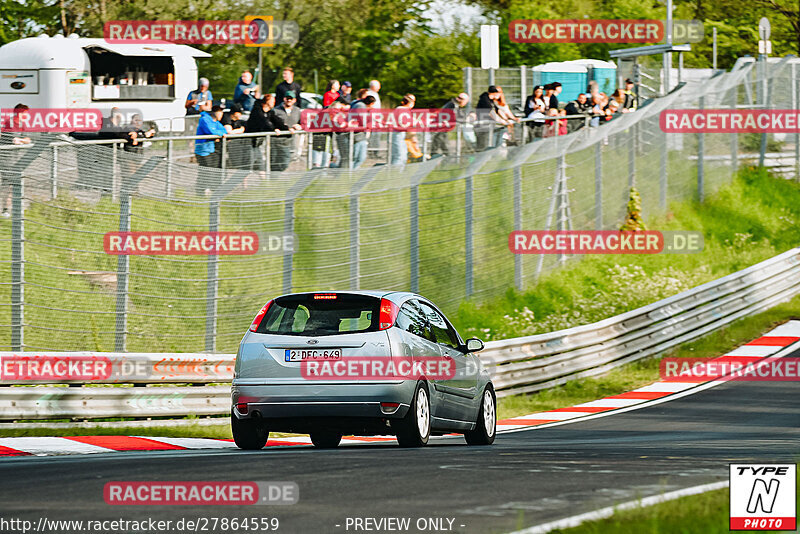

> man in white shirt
[366,80,381,109]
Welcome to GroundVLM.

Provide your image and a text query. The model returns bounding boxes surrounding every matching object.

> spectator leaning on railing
[245,94,277,172]
[195,104,227,195]
[495,87,520,146]
[275,67,302,106]
[186,78,212,116]
[270,90,302,172]
[523,85,547,138]
[475,85,500,150]
[233,70,260,112]
[564,93,592,133]
[390,94,415,166]
[623,79,638,111]
[431,92,471,157]
[348,92,376,169]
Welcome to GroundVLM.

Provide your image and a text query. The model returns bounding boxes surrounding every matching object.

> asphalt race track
[1,345,798,534]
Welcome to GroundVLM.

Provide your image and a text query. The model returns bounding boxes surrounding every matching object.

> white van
[0,34,211,132]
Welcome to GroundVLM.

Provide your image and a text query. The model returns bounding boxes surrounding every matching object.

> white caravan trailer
[0,34,211,132]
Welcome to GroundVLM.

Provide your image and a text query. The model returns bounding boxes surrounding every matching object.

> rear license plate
[284,349,342,362]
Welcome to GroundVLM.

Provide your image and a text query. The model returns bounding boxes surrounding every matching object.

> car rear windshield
[256,293,381,336]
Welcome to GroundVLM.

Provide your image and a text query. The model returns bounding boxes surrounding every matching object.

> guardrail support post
[205,201,219,352]
[594,142,602,230]
[11,172,24,351]
[115,186,130,352]
[513,166,523,290]
[465,174,474,298]
[698,95,705,202]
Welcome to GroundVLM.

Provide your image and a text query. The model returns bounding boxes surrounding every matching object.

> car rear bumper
[231,381,416,420]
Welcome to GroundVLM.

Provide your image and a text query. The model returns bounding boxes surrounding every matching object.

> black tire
[393,382,431,447]
[231,411,269,450]
[464,386,496,445]
[310,431,342,449]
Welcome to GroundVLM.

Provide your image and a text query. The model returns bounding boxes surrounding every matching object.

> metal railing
[0,247,797,419]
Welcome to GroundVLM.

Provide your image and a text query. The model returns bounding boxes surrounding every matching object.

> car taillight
[313,293,337,300]
[248,300,273,332]
[378,298,399,330]
[236,402,249,414]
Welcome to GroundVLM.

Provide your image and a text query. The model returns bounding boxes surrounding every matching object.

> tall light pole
[663,0,673,95]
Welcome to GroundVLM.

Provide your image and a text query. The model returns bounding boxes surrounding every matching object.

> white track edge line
[506,480,729,534]
[498,338,800,434]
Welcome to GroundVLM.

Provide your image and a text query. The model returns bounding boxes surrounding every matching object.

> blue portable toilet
[564,59,617,95]
[530,62,588,105]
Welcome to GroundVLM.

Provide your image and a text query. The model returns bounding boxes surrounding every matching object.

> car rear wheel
[310,431,342,449]
[464,387,496,445]
[231,411,269,450]
[394,382,431,447]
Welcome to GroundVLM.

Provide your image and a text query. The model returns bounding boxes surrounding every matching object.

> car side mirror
[464,338,484,353]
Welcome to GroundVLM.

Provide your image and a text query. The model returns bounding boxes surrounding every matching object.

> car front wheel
[231,411,269,450]
[464,387,496,445]
[393,382,431,447]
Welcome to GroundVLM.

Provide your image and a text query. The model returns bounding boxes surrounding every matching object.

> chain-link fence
[0,58,797,354]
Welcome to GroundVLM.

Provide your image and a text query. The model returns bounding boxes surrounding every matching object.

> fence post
[520,66,527,111]
[465,174,473,298]
[307,132,313,169]
[660,128,668,210]
[456,125,462,158]
[731,86,738,176]
[282,174,317,294]
[628,124,636,188]
[265,134,271,178]
[793,63,799,181]
[421,133,428,161]
[698,95,705,202]
[513,166,523,290]
[759,69,772,168]
[349,131,355,170]
[410,184,419,293]
[111,142,119,202]
[10,172,24,351]
[221,136,228,174]
[50,145,58,200]
[205,201,220,352]
[166,139,173,198]
[115,185,131,352]
[595,143,603,230]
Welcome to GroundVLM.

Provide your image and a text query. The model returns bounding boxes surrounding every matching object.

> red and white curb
[0,321,798,458]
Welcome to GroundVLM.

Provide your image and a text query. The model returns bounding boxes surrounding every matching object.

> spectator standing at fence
[0,104,33,218]
[565,93,592,132]
[275,67,302,104]
[221,103,249,169]
[543,108,560,137]
[523,85,547,138]
[323,80,341,107]
[623,79,638,111]
[122,114,156,154]
[431,92,470,157]
[195,105,227,195]
[390,94,415,165]
[366,80,382,109]
[270,90,302,171]
[339,81,353,104]
[495,87,520,146]
[548,82,562,110]
[186,78,213,115]
[348,93,376,169]
[590,93,607,127]
[233,70,260,112]
[475,86,500,150]
[245,95,276,172]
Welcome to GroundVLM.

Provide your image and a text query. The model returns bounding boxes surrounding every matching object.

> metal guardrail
[0,248,797,419]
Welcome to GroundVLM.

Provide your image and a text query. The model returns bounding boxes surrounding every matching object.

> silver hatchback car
[231,291,495,449]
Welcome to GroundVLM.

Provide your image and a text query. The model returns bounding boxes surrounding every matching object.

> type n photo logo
[730,464,796,530]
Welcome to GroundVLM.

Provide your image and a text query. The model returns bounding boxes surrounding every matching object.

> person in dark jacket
[275,67,302,105]
[245,95,276,171]
[564,93,592,132]
[548,82,562,110]
[233,70,260,112]
[475,86,500,150]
